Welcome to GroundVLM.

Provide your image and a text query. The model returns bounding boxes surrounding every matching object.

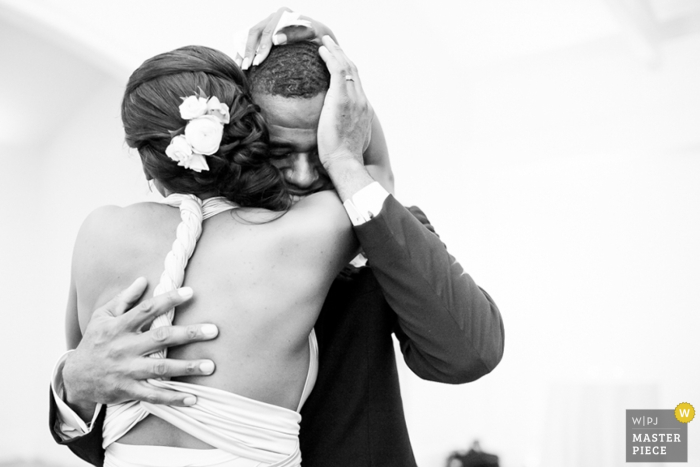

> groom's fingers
[319,36,362,99]
[318,35,342,70]
[316,35,372,163]
[129,380,198,407]
[129,357,216,381]
[119,288,194,333]
[96,277,148,318]
[319,35,356,77]
[133,323,219,356]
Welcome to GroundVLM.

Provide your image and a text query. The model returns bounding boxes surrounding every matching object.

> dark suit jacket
[50,196,505,466]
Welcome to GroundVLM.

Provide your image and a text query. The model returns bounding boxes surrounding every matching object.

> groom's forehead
[268,125,317,150]
[254,92,326,130]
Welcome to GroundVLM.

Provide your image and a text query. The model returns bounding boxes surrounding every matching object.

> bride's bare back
[66,190,356,447]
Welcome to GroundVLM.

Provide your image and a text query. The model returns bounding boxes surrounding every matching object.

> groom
[50,26,505,467]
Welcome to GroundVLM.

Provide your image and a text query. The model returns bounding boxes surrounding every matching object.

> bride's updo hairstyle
[122,45,291,211]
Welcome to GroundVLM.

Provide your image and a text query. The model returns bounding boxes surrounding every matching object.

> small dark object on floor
[446,440,499,467]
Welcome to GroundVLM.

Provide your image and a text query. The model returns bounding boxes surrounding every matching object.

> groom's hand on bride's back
[62,277,219,421]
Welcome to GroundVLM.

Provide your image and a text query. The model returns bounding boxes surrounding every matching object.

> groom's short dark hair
[247,41,330,98]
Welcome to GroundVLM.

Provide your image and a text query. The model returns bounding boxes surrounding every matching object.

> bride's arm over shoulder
[71,205,131,271]
[282,191,358,271]
[65,205,125,348]
[71,202,159,268]
[74,204,124,240]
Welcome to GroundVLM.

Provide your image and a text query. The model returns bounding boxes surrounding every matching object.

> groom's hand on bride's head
[63,278,219,417]
[238,7,337,70]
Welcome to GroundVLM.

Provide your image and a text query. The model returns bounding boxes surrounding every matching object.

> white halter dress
[102,195,318,467]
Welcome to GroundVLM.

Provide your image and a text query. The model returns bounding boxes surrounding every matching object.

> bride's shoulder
[286,190,345,220]
[276,190,353,242]
[233,191,346,231]
[265,190,357,269]
[80,202,170,227]
[75,202,175,247]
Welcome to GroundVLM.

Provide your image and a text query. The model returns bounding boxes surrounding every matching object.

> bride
[65,37,370,467]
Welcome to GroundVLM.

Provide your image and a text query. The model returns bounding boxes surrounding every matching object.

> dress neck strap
[200,196,239,220]
[161,194,239,220]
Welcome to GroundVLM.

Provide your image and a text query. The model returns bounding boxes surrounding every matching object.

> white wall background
[0,1,698,466]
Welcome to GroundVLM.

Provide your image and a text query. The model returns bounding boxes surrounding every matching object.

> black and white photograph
[0,1,698,466]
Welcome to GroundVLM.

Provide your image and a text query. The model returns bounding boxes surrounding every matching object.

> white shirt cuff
[51,350,102,440]
[342,182,389,226]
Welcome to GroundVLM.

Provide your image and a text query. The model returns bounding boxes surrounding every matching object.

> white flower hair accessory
[165,89,231,172]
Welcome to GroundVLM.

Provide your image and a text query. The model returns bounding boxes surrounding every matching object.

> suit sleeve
[354,195,504,383]
[49,387,106,466]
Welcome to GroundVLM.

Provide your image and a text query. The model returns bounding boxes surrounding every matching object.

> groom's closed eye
[269,144,295,160]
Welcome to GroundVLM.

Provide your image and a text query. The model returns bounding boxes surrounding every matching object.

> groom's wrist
[62,353,99,422]
[343,182,389,226]
[324,157,374,201]
[51,351,101,437]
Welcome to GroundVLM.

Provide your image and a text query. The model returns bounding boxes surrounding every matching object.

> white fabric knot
[150,194,203,354]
